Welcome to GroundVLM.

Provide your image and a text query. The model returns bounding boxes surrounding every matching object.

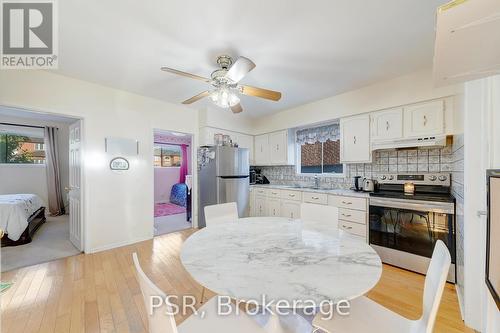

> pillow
[170,183,188,207]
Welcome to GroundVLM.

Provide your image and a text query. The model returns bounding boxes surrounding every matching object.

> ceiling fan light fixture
[210,87,240,108]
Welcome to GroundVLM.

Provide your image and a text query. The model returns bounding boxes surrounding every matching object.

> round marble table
[180,217,382,332]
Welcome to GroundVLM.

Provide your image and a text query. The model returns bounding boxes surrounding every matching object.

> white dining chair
[312,240,451,333]
[204,202,239,226]
[300,203,339,229]
[132,253,266,333]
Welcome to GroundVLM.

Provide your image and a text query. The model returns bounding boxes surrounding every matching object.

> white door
[254,134,269,165]
[268,199,281,217]
[340,115,371,163]
[254,196,267,217]
[269,131,287,165]
[404,100,444,137]
[371,108,403,141]
[69,121,83,251]
[281,200,300,219]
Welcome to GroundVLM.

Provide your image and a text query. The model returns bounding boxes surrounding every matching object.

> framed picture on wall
[486,169,500,310]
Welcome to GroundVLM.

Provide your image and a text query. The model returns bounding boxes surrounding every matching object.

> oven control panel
[377,173,451,186]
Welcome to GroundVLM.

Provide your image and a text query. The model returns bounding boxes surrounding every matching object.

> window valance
[296,123,340,144]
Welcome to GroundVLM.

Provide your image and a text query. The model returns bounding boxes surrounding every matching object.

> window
[296,123,343,175]
[0,131,46,164]
[154,144,182,167]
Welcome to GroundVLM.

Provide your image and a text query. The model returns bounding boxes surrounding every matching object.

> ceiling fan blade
[240,85,282,101]
[225,57,256,83]
[161,67,210,83]
[182,91,210,104]
[231,103,243,114]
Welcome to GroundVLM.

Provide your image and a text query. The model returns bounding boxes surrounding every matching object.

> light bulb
[210,87,240,108]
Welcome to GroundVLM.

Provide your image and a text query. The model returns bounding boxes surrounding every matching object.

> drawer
[254,188,268,196]
[328,195,367,211]
[302,192,328,205]
[268,189,281,198]
[339,220,366,238]
[338,208,367,225]
[280,190,302,201]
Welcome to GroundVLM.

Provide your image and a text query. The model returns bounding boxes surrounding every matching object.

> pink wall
[153,131,192,203]
[154,167,180,203]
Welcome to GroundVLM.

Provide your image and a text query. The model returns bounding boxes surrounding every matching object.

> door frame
[0,103,87,252]
[152,128,197,232]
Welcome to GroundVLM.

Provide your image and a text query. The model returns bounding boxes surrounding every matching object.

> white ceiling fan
[161,55,282,113]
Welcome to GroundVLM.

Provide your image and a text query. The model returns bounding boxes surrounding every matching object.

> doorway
[153,129,193,235]
[0,105,84,271]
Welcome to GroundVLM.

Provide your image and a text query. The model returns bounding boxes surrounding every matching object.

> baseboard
[88,235,152,254]
[455,284,465,321]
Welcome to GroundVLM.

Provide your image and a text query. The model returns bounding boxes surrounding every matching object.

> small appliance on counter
[351,176,376,192]
[250,167,270,184]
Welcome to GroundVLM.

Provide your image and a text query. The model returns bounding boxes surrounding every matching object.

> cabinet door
[404,101,444,137]
[268,199,281,217]
[254,196,267,217]
[371,108,403,141]
[248,188,255,217]
[340,115,371,163]
[269,131,288,165]
[254,134,270,165]
[237,134,254,164]
[281,200,300,219]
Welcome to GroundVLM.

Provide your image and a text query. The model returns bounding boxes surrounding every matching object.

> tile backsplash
[257,140,457,190]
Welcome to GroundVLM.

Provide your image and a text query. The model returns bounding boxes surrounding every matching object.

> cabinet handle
[342,225,353,230]
[342,201,352,205]
[386,121,390,131]
[354,136,357,144]
[273,209,276,215]
[423,115,427,126]
[289,194,295,197]
[311,196,319,200]
[272,192,278,195]
[291,212,294,218]
[342,213,352,217]
[276,144,279,151]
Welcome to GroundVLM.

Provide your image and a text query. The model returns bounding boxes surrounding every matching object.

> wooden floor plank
[1,228,474,332]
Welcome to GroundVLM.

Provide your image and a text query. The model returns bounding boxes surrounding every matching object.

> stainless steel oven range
[369,173,456,282]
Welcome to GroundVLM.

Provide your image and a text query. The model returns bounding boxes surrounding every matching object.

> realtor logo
[1,0,58,69]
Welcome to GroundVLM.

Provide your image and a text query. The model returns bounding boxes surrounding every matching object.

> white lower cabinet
[254,196,267,217]
[268,199,281,217]
[281,200,301,219]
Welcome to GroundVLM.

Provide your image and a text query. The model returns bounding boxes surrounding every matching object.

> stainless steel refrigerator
[198,146,249,228]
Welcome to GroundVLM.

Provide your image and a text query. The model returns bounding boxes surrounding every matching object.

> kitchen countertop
[250,184,370,198]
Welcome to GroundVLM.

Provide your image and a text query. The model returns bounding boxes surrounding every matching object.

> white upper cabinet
[199,127,254,164]
[371,108,403,142]
[254,134,270,165]
[269,131,287,164]
[340,115,371,163]
[404,100,445,138]
[254,130,294,166]
[434,0,500,86]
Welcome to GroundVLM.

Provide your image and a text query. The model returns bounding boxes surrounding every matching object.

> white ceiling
[56,0,447,118]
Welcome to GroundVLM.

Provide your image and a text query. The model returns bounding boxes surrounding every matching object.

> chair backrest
[411,240,451,333]
[132,253,178,333]
[300,203,339,229]
[204,202,239,226]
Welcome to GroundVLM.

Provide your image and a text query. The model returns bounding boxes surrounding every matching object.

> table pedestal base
[251,309,315,333]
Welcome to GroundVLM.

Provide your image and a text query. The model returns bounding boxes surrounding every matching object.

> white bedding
[0,194,44,241]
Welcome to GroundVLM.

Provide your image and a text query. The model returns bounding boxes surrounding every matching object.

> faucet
[314,175,320,189]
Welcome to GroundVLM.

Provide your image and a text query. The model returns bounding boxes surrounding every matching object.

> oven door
[369,197,456,263]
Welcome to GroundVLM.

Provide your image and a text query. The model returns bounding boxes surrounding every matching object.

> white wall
[0,70,199,253]
[199,106,256,134]
[252,69,463,134]
[0,114,71,208]
[154,167,180,203]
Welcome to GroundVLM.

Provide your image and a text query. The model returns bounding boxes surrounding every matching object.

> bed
[0,194,46,247]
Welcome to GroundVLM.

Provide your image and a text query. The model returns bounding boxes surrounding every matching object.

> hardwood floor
[1,228,474,333]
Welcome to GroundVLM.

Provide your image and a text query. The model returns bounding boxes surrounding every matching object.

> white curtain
[296,123,340,144]
[44,127,65,216]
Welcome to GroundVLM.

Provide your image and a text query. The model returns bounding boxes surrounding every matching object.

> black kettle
[353,176,364,191]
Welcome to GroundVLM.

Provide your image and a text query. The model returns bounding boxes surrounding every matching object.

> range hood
[372,135,448,150]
